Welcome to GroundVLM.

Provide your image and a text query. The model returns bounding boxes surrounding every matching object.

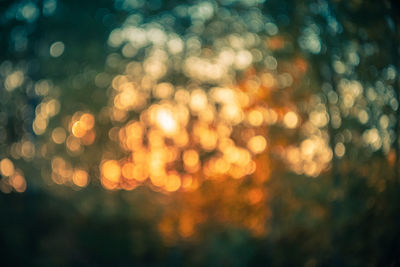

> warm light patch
[81,130,96,145]
[190,89,208,112]
[156,108,177,134]
[179,214,195,238]
[283,111,299,128]
[101,160,121,182]
[52,127,67,144]
[132,164,148,181]
[247,135,267,154]
[165,173,181,192]
[248,188,263,204]
[70,112,95,140]
[11,174,27,192]
[66,136,82,153]
[72,169,89,187]
[247,109,264,126]
[80,113,95,130]
[0,158,15,177]
[122,162,135,179]
[183,150,199,167]
[335,142,345,158]
[72,121,86,138]
[21,141,35,159]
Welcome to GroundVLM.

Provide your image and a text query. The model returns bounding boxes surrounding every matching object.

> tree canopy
[0,0,399,266]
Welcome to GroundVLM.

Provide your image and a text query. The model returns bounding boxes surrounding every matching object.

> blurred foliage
[0,0,400,266]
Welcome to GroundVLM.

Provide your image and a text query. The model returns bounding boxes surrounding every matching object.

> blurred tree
[0,0,399,266]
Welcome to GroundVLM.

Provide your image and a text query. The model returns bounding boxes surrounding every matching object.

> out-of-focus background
[0,0,400,266]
